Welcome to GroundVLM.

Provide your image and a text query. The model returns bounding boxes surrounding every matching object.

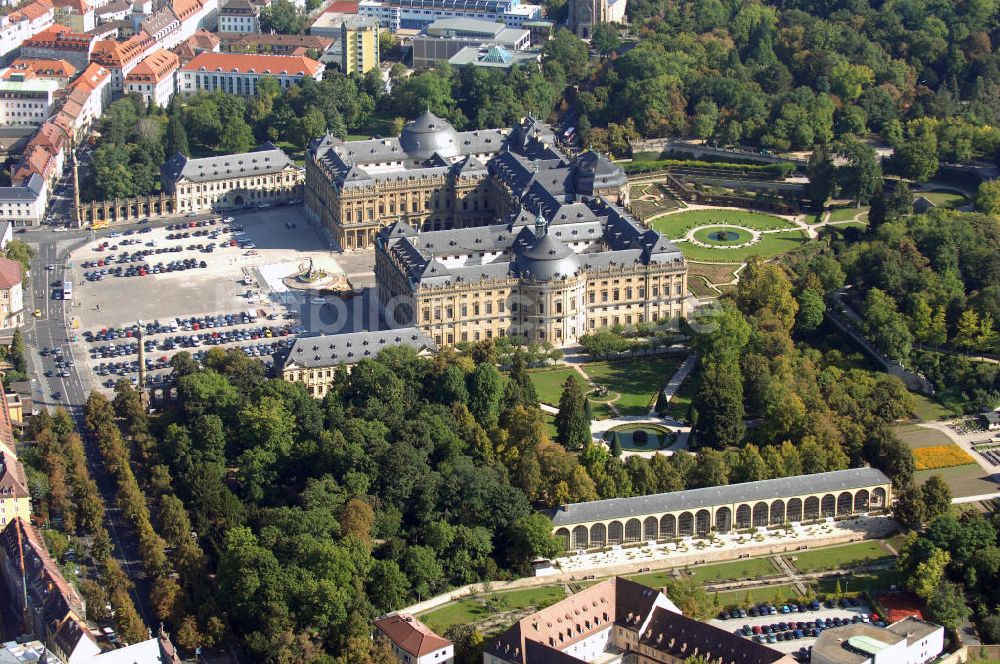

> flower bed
[913,444,975,470]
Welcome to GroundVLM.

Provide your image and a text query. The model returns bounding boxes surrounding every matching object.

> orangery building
[547,467,892,551]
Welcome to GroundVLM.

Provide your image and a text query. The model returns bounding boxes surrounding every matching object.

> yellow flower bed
[913,444,975,471]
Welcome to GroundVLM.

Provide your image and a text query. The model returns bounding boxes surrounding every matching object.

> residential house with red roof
[90,29,156,92]
[13,121,66,193]
[373,614,454,664]
[171,27,218,64]
[0,0,54,60]
[49,62,109,141]
[125,47,179,106]
[10,57,77,85]
[20,24,96,70]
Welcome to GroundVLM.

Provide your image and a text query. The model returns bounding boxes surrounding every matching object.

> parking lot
[710,597,879,658]
[62,205,381,393]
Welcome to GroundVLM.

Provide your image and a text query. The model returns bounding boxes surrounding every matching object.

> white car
[224,217,234,223]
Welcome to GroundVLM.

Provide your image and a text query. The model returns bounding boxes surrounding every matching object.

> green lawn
[627,570,677,588]
[677,230,809,262]
[828,206,869,222]
[528,368,579,406]
[581,356,683,416]
[895,424,954,449]
[653,209,797,238]
[686,557,779,583]
[915,464,996,499]
[788,541,892,573]
[920,190,967,208]
[718,584,801,608]
[662,373,697,421]
[812,567,903,595]
[908,393,957,421]
[419,586,567,635]
[346,110,399,142]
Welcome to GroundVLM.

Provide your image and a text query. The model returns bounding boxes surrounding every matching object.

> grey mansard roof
[547,467,891,527]
[162,143,300,185]
[282,328,436,369]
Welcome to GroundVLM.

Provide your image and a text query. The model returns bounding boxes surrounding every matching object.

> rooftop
[180,52,323,76]
[125,48,179,82]
[9,58,76,78]
[812,618,942,664]
[448,44,539,67]
[283,328,436,369]
[490,577,787,664]
[373,614,451,657]
[161,142,300,184]
[548,467,892,527]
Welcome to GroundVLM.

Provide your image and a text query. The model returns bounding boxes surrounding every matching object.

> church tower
[568,0,607,38]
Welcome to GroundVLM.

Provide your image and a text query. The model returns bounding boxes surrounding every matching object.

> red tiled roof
[91,30,153,67]
[181,52,323,76]
[14,145,57,184]
[0,258,21,290]
[10,0,53,21]
[125,47,179,83]
[21,25,92,51]
[68,62,109,92]
[10,58,76,78]
[172,0,203,20]
[374,615,451,658]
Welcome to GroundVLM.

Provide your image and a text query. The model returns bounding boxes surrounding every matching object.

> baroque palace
[306,113,688,347]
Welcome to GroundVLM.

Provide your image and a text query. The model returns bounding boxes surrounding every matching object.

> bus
[91,219,109,230]
[62,281,72,300]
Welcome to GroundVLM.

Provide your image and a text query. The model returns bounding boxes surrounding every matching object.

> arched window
[804,496,820,520]
[787,498,803,522]
[555,528,570,550]
[660,514,676,538]
[770,500,785,525]
[678,512,694,536]
[753,502,769,527]
[854,490,870,512]
[715,507,731,533]
[837,492,853,516]
[821,494,836,517]
[643,517,658,541]
[736,504,751,529]
[590,523,606,547]
[624,519,642,543]
[608,521,624,545]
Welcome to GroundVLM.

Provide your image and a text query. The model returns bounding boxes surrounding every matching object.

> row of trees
[84,389,220,650]
[22,412,147,643]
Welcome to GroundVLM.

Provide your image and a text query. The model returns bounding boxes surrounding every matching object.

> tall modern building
[340,16,379,75]
[306,113,688,347]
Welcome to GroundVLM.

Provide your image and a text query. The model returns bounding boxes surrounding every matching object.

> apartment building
[124,47,179,106]
[177,52,323,95]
